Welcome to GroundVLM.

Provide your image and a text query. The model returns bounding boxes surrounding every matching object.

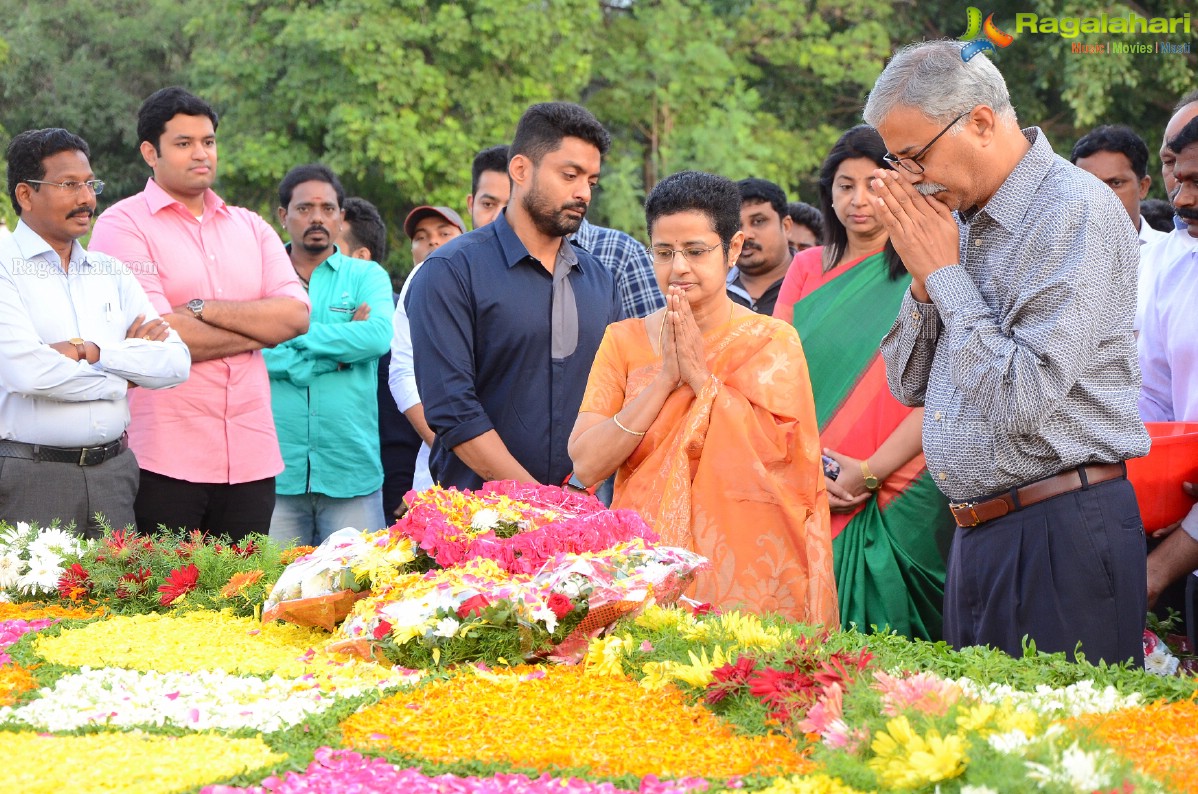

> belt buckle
[79,445,103,466]
[951,502,982,528]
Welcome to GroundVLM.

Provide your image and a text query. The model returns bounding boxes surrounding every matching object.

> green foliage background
[0,0,1192,281]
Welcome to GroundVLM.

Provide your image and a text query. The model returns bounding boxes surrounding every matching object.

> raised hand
[654,306,682,389]
[871,169,960,300]
[670,288,711,394]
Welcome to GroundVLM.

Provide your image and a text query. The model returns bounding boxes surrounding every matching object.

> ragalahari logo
[960,7,1015,61]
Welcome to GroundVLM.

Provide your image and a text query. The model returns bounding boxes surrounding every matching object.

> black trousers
[135,470,276,542]
[943,476,1147,667]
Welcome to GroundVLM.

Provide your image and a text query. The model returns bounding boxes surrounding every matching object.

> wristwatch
[67,337,86,359]
[186,298,205,321]
[860,460,881,491]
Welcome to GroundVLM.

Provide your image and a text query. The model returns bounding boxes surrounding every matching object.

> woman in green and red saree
[773,126,954,641]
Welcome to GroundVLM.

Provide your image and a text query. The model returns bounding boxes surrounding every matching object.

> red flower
[116,568,153,599]
[705,655,758,704]
[747,663,823,724]
[372,620,393,640]
[176,530,210,559]
[57,563,93,602]
[813,649,873,690]
[157,563,200,606]
[690,602,714,616]
[457,594,491,618]
[547,592,574,619]
[104,529,145,563]
[230,539,258,558]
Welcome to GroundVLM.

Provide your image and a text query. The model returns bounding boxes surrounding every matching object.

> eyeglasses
[645,243,723,266]
[24,179,105,195]
[882,111,970,175]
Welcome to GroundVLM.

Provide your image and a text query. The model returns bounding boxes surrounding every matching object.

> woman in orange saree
[569,171,839,627]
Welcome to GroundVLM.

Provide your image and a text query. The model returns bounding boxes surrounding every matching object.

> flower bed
[2,489,1197,793]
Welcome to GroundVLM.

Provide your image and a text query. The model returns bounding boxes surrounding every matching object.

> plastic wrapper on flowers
[262,528,395,631]
[329,541,709,668]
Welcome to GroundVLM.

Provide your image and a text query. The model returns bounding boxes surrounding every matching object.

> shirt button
[934,411,943,420]
[938,472,947,481]
[973,239,982,247]
[911,310,921,321]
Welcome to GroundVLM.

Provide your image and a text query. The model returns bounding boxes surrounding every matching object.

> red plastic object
[1126,422,1198,530]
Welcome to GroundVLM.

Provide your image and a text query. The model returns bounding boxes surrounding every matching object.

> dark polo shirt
[407,210,620,490]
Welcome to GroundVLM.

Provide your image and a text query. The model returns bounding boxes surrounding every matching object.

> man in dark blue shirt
[408,102,620,490]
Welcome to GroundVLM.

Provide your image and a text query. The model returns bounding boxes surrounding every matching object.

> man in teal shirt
[265,164,394,543]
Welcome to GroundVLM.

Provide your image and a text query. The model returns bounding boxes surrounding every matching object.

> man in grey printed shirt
[863,40,1149,666]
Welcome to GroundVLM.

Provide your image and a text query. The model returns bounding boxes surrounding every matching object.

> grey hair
[863,40,1017,129]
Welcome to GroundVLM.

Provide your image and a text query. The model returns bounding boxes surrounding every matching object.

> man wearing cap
[388,205,466,495]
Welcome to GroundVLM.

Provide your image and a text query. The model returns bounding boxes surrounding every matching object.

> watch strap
[860,460,881,491]
[68,338,86,359]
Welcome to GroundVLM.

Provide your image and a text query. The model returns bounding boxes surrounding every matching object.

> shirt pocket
[324,291,356,323]
[83,283,133,347]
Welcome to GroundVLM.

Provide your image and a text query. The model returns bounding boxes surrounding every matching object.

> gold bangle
[612,413,647,437]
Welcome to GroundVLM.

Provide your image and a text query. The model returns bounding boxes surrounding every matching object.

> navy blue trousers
[943,477,1146,666]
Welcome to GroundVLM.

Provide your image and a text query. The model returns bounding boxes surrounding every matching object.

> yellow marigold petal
[0,603,102,621]
[0,664,40,706]
[1071,699,1198,794]
[0,732,283,794]
[32,611,395,689]
[341,664,810,779]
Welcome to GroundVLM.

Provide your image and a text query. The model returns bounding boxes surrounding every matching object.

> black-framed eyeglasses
[883,111,970,175]
[24,179,105,196]
[645,243,723,266]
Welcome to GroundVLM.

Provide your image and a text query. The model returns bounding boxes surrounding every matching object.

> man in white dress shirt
[1136,92,1198,333]
[0,128,190,535]
[1141,115,1198,609]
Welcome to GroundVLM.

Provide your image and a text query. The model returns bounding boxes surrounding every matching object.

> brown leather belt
[949,462,1126,528]
[0,433,128,467]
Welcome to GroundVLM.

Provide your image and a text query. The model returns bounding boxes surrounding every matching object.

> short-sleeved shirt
[407,210,620,490]
[89,178,310,484]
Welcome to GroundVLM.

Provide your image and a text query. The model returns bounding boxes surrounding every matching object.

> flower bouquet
[261,528,403,631]
[300,482,706,668]
[330,539,708,668]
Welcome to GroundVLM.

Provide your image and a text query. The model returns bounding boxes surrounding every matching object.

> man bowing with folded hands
[864,41,1149,666]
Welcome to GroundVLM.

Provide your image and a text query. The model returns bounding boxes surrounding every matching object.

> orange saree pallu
[580,315,839,627]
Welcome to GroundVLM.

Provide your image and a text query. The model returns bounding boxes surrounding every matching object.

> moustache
[304,225,328,236]
[67,208,93,219]
[915,182,949,196]
[741,241,763,252]
[1176,207,1198,221]
[561,202,588,215]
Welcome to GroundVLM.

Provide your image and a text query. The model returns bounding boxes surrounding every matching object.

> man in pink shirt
[90,87,310,539]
